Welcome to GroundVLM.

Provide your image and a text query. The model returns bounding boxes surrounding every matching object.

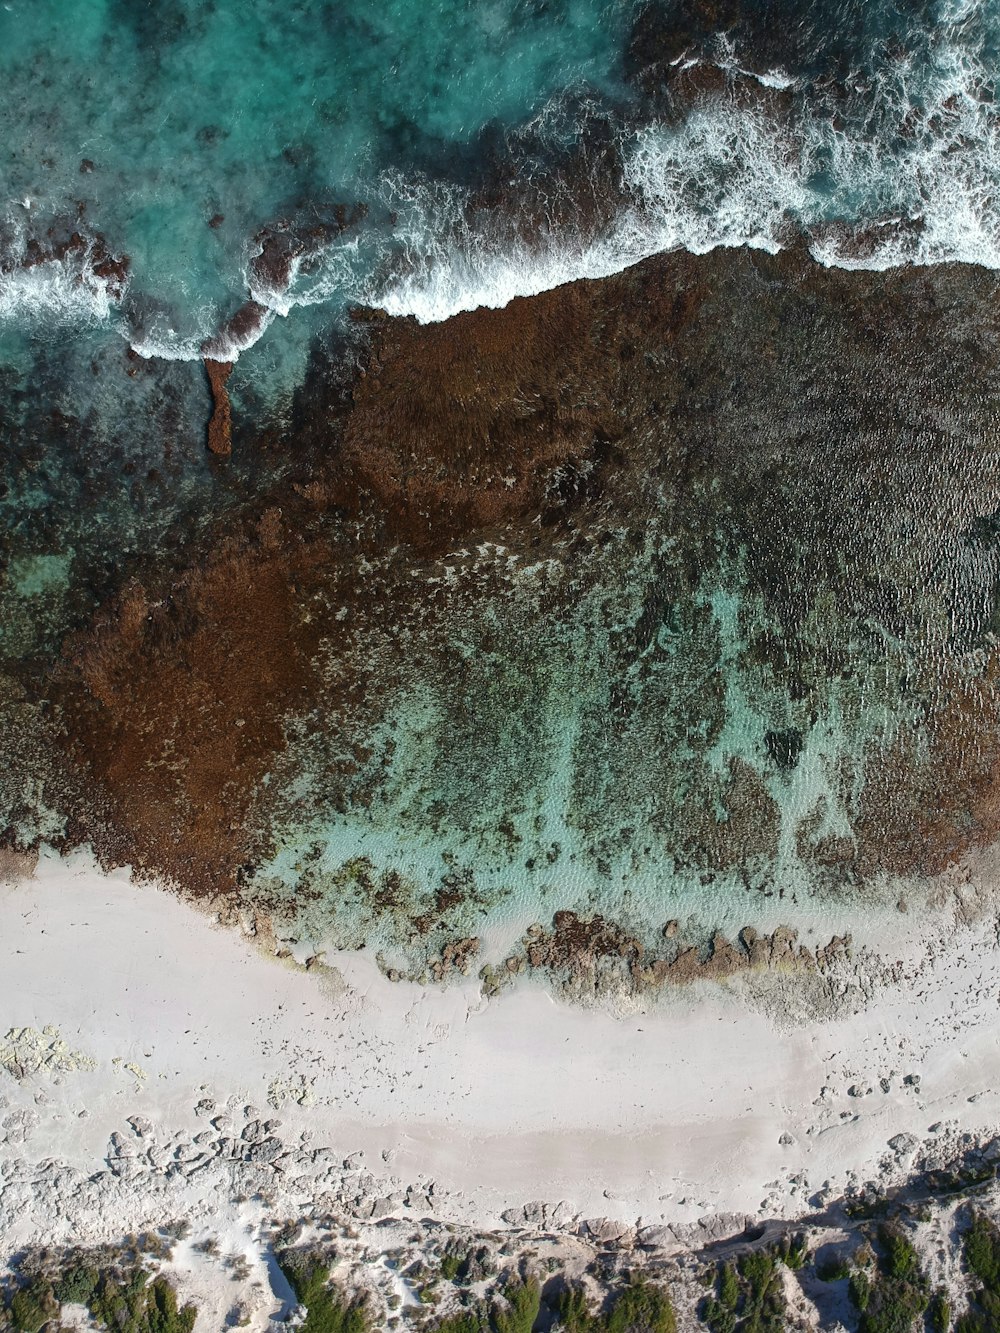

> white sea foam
[129,326,213,361]
[7,9,1000,352]
[249,235,369,317]
[369,105,807,325]
[373,25,1000,324]
[0,245,125,329]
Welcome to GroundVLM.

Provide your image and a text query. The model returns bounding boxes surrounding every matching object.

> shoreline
[2,851,999,1242]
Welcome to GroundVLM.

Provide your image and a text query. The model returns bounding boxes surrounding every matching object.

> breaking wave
[4,0,1000,356]
[0,226,128,330]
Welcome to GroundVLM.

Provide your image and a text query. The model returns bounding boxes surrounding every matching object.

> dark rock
[203,358,233,456]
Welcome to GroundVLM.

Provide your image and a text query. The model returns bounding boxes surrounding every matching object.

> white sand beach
[1,847,999,1264]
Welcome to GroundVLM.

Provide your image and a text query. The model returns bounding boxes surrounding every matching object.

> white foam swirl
[0,238,127,329]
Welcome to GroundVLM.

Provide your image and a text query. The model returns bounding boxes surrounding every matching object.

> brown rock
[203,358,234,456]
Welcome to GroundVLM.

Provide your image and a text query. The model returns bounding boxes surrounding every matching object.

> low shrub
[7,1279,57,1333]
[956,1211,1000,1333]
[929,1290,950,1333]
[847,1223,928,1333]
[88,1271,197,1333]
[817,1256,851,1283]
[440,1254,462,1282]
[492,1277,540,1333]
[53,1264,99,1305]
[276,1251,368,1333]
[558,1276,675,1333]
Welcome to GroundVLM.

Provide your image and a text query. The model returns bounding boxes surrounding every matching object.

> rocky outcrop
[248,204,366,296]
[203,358,234,456]
[200,299,269,362]
[0,224,129,299]
[480,913,854,998]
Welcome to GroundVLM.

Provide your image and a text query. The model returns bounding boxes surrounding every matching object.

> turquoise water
[0,0,637,364]
[244,529,918,959]
[4,0,1000,382]
[3,0,1000,962]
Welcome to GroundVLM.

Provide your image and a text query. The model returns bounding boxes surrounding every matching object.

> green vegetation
[956,1210,1000,1333]
[430,1273,673,1333]
[929,1290,950,1333]
[436,1244,496,1289]
[846,1223,929,1333]
[701,1248,786,1333]
[880,1226,922,1285]
[849,1270,871,1312]
[276,1250,369,1333]
[6,1278,57,1333]
[492,1278,541,1333]
[604,1279,676,1333]
[1,1264,195,1333]
[817,1255,851,1283]
[52,1264,99,1305]
[428,1276,540,1333]
[557,1276,675,1333]
[718,1264,740,1311]
[88,1271,197,1333]
[432,1315,489,1333]
[440,1254,463,1282]
[774,1236,807,1272]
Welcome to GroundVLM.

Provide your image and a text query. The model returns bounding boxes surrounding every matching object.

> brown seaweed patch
[54,523,329,893]
[340,282,628,549]
[856,656,1000,877]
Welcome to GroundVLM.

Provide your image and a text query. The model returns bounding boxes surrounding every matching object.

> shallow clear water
[3,0,1000,960]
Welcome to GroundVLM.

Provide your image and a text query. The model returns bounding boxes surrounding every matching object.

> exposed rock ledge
[475,913,853,1000]
[202,357,234,456]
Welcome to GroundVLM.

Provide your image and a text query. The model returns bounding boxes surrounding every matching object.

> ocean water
[4,0,1000,961]
[3,0,1000,365]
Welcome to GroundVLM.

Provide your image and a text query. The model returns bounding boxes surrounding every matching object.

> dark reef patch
[4,246,1000,939]
[203,357,234,456]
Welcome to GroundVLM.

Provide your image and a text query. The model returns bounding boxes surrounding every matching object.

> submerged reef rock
[7,245,1000,957]
[0,223,129,301]
[202,358,233,456]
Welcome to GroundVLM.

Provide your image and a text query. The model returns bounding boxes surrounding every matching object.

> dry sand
[1,847,999,1255]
